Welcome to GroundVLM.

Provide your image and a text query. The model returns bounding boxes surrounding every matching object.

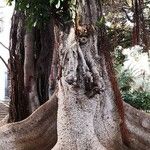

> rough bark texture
[35,22,55,105]
[0,92,57,150]
[8,9,55,122]
[0,115,9,127]
[8,10,29,122]
[100,27,130,146]
[125,103,150,150]
[53,0,123,149]
[0,98,149,149]
[1,0,150,149]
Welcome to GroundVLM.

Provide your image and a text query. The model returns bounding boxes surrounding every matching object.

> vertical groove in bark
[8,11,29,122]
[95,0,131,147]
[100,29,131,147]
[36,20,55,105]
[49,26,59,95]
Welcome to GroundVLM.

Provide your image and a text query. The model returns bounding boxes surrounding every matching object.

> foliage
[96,16,105,28]
[106,26,132,48]
[113,46,125,70]
[123,91,150,111]
[103,0,150,50]
[113,46,150,111]
[118,69,134,92]
[103,0,133,49]
[6,0,76,28]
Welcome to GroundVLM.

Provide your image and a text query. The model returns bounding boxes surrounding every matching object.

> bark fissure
[9,11,29,122]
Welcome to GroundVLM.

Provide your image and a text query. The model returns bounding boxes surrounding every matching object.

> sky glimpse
[0,0,14,100]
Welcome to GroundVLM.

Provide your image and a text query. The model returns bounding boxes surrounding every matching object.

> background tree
[103,0,150,51]
[8,3,55,122]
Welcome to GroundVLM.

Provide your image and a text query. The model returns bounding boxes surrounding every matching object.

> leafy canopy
[7,0,76,27]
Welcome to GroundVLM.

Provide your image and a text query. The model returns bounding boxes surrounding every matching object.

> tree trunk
[53,0,129,149]
[24,29,40,113]
[36,22,55,104]
[0,0,150,150]
[8,9,55,122]
[0,96,150,149]
[132,0,140,45]
[8,10,29,122]
[0,92,58,150]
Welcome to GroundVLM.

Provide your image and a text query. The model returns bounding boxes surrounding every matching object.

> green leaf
[96,16,105,28]
[49,0,56,5]
[55,0,61,9]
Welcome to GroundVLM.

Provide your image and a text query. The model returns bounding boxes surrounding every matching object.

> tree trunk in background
[8,9,54,122]
[36,23,55,105]
[24,30,40,113]
[8,10,29,122]
[132,0,140,45]
[132,0,149,52]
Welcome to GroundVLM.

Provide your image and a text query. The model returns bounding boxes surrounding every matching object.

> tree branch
[122,8,134,23]
[0,56,9,70]
[0,42,10,52]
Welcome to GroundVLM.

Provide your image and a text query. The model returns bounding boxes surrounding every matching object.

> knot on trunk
[76,24,95,37]
[79,36,88,45]
[77,24,95,45]
[65,74,77,85]
[85,86,101,98]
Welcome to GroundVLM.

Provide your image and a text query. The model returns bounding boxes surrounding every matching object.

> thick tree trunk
[8,9,55,121]
[0,97,150,149]
[53,0,126,149]
[1,0,150,150]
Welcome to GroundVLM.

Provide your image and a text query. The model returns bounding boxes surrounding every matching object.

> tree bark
[8,10,29,122]
[0,92,58,150]
[53,0,127,149]
[1,0,150,149]
[24,29,40,113]
[36,22,55,105]
[0,97,150,149]
[8,9,55,121]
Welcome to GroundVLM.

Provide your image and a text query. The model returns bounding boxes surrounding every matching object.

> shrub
[113,46,150,111]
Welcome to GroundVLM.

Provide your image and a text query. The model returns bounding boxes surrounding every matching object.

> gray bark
[0,0,149,150]
[53,0,123,149]
[24,30,40,113]
[0,96,150,149]
[0,92,57,150]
